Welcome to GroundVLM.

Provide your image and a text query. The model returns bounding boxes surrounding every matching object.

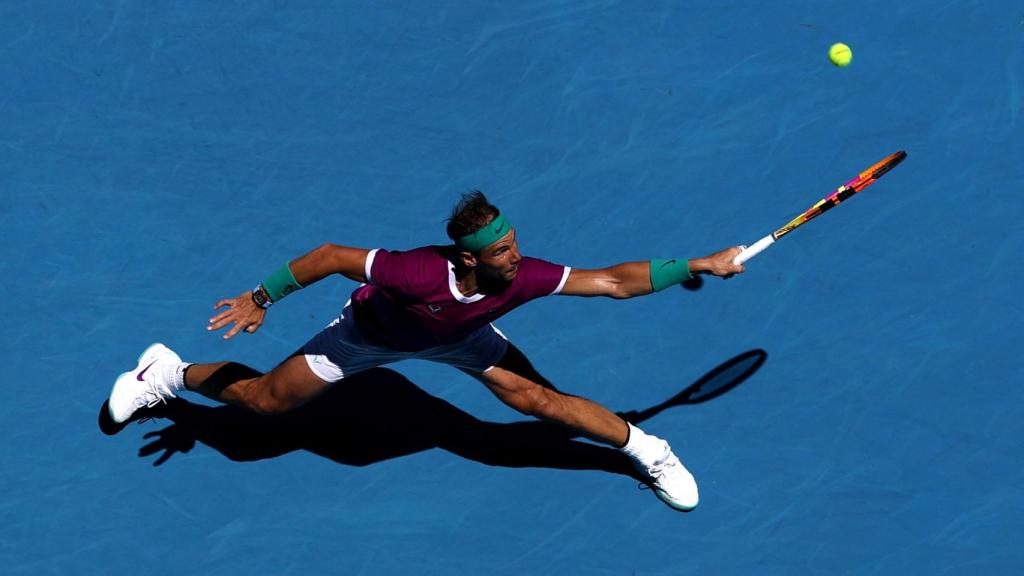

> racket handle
[733,235,775,265]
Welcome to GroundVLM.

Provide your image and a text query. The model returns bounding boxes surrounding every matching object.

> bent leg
[185,353,332,415]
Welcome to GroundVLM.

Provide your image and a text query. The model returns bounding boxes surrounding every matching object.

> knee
[245,380,301,415]
[512,387,562,420]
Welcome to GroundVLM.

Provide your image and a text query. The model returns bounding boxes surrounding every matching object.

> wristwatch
[251,284,274,309]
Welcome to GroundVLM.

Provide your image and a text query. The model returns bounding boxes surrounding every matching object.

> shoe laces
[657,461,675,478]
[135,376,176,422]
[637,456,678,491]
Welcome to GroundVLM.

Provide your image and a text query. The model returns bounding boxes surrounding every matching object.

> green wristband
[263,263,303,302]
[649,259,692,292]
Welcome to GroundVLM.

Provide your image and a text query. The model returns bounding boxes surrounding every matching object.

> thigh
[490,343,560,391]
[472,364,548,409]
[458,342,560,392]
[261,352,335,408]
[474,355,627,446]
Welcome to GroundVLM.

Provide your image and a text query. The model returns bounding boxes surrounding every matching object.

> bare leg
[472,365,628,447]
[184,354,332,415]
[470,347,700,510]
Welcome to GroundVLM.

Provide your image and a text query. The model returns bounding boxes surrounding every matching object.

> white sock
[619,423,671,468]
[161,362,191,394]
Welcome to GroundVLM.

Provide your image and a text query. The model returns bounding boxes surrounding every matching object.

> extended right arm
[560,246,745,299]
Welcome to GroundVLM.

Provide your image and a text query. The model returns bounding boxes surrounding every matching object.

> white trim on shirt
[551,266,572,295]
[447,260,486,304]
[364,248,379,284]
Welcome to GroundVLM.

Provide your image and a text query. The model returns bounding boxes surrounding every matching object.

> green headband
[456,213,512,252]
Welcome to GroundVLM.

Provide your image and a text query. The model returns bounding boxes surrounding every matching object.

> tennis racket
[733,150,907,265]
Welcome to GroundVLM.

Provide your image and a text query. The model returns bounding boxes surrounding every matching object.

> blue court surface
[3,2,1022,574]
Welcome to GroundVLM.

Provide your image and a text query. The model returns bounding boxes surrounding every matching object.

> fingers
[208,308,233,326]
[207,312,235,332]
[214,292,251,311]
[733,246,747,273]
[208,292,265,337]
[715,247,745,277]
[208,295,249,331]
[223,322,245,340]
[209,298,238,330]
[223,319,261,340]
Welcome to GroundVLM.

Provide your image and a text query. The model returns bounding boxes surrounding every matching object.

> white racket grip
[733,235,775,265]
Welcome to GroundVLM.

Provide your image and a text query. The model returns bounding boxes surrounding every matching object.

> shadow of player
[99,348,767,480]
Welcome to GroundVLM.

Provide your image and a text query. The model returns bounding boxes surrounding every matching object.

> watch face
[252,287,271,308]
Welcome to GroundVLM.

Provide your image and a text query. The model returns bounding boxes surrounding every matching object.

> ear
[457,250,478,268]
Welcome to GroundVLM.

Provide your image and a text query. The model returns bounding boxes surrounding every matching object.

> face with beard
[464,228,521,291]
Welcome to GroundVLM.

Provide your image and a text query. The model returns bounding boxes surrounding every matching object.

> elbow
[599,274,648,299]
[613,279,657,299]
[314,243,338,256]
[313,243,342,265]
[606,265,651,299]
[608,285,639,300]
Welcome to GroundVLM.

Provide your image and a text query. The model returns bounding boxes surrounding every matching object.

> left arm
[560,246,745,299]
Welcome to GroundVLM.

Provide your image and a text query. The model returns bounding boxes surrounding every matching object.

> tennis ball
[829,43,852,67]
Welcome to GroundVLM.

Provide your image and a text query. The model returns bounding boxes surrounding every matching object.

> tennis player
[108,191,744,511]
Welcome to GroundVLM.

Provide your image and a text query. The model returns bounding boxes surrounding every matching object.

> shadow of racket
[618,349,767,424]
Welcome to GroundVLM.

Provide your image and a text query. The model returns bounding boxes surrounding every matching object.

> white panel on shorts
[302,304,509,381]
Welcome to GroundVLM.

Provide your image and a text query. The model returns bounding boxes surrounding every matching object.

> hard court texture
[2,2,1022,574]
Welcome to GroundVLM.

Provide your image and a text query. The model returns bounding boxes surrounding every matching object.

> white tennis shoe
[635,445,700,512]
[108,343,182,424]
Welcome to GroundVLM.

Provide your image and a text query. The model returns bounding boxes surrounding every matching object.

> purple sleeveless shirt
[349,246,570,351]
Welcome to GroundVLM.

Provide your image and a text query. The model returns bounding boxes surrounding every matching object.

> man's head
[447,191,521,283]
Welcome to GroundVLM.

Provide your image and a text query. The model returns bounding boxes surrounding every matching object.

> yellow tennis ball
[829,43,852,67]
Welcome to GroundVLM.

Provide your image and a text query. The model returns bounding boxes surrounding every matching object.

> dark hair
[446,190,499,242]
